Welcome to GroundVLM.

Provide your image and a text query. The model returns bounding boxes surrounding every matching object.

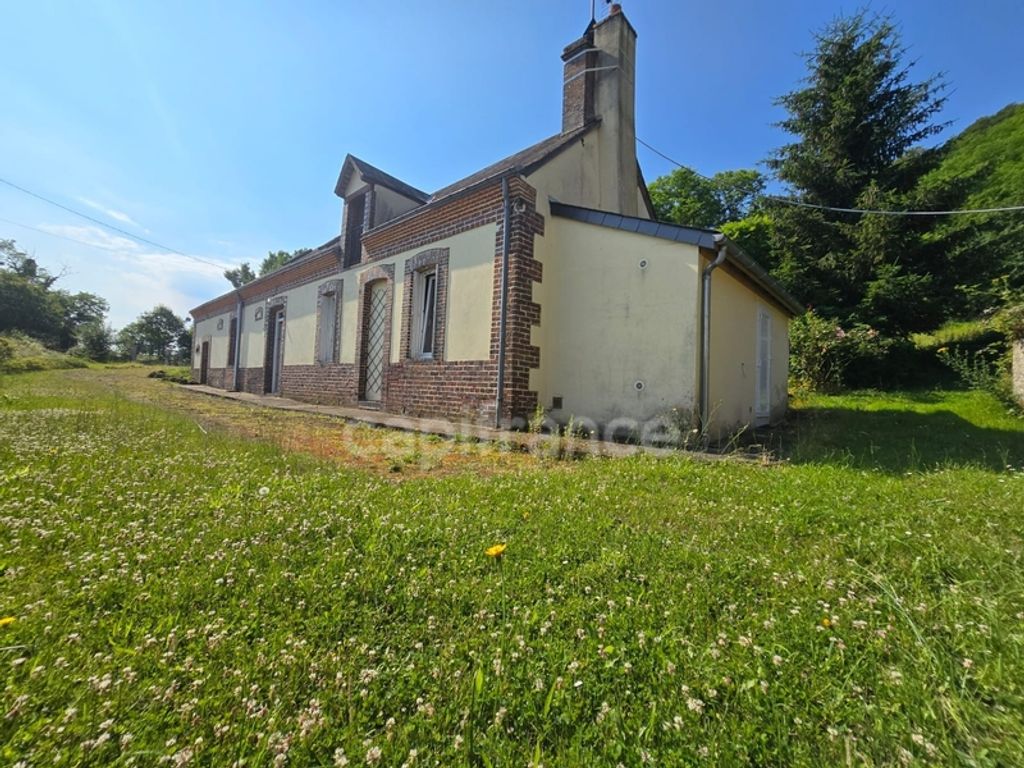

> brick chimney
[560,4,639,215]
[560,25,597,133]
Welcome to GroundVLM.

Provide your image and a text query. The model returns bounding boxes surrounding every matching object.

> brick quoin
[192,177,545,425]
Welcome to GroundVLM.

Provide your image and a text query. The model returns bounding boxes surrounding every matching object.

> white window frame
[316,284,341,365]
[411,268,438,360]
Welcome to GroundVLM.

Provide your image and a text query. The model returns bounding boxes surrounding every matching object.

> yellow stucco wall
[374,186,422,227]
[526,136,651,222]
[444,226,496,361]
[240,304,265,369]
[527,140,599,216]
[705,260,790,437]
[229,225,496,373]
[531,217,701,426]
[193,311,233,369]
[281,281,320,366]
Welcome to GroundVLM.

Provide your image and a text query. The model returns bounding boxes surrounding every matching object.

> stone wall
[1013,338,1024,406]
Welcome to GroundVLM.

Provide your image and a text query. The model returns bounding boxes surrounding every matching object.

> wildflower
[962,657,974,669]
[485,543,507,558]
[365,745,382,764]
[0,616,15,628]
[821,617,832,628]
[258,486,270,497]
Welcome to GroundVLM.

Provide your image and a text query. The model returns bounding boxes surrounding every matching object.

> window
[412,270,437,359]
[317,286,340,364]
[343,193,366,268]
[401,248,447,361]
[226,317,238,367]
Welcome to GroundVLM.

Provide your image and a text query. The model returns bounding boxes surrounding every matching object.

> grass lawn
[2,369,1023,766]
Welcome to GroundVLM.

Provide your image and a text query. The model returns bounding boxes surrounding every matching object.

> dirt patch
[73,368,544,478]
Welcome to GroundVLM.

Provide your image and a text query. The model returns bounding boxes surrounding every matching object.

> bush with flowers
[789,309,908,392]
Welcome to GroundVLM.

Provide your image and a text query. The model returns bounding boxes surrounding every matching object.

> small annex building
[190,5,802,441]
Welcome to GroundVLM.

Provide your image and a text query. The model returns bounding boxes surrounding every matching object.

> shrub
[0,332,89,374]
[997,303,1024,341]
[790,309,905,391]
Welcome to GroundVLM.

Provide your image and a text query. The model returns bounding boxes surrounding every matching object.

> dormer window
[343,191,367,268]
[334,156,429,267]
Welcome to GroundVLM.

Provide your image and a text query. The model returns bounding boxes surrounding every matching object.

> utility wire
[0,215,129,253]
[759,197,1024,216]
[0,176,227,268]
[636,137,1024,217]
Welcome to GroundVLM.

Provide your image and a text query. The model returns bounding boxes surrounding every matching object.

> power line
[761,197,1024,216]
[636,136,1024,217]
[0,215,129,253]
[0,176,227,268]
[636,137,715,182]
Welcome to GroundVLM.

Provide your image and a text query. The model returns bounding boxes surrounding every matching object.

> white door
[755,307,772,425]
[363,282,387,402]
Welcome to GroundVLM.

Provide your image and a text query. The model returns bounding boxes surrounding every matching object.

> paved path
[180,384,689,459]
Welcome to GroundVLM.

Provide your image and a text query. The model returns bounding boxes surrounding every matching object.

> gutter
[699,234,728,429]
[494,176,512,427]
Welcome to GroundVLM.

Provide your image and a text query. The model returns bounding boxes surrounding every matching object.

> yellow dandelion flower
[485,543,507,558]
[0,616,15,628]
[821,617,832,628]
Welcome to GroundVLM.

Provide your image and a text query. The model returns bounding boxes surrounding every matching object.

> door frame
[754,306,772,426]
[360,280,388,402]
[355,265,395,405]
[263,300,287,395]
[199,340,210,385]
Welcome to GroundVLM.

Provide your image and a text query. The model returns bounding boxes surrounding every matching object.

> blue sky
[1,0,1021,328]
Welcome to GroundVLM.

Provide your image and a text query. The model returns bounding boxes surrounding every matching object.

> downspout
[494,176,512,428]
[232,291,244,391]
[699,234,728,429]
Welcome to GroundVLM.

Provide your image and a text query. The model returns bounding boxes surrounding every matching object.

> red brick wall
[280,364,358,405]
[191,176,545,426]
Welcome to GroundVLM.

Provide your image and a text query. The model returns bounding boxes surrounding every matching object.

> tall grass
[1,370,1023,766]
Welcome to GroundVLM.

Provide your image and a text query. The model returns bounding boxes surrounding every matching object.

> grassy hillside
[936,103,1024,209]
[924,103,1024,309]
[2,368,1023,766]
[0,333,87,374]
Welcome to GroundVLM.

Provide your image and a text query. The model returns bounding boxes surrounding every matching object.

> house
[190,5,801,441]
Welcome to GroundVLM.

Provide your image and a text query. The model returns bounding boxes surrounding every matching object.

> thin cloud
[39,223,141,252]
[76,197,141,228]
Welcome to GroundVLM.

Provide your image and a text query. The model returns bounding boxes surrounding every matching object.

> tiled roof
[335,155,429,203]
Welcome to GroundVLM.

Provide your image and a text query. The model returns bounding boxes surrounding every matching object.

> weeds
[1,370,1023,765]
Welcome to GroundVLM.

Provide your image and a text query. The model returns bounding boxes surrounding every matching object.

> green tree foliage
[0,240,111,355]
[223,262,256,288]
[223,248,312,288]
[73,321,114,362]
[720,213,775,270]
[649,167,765,228]
[117,305,189,363]
[258,249,305,276]
[766,11,957,335]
